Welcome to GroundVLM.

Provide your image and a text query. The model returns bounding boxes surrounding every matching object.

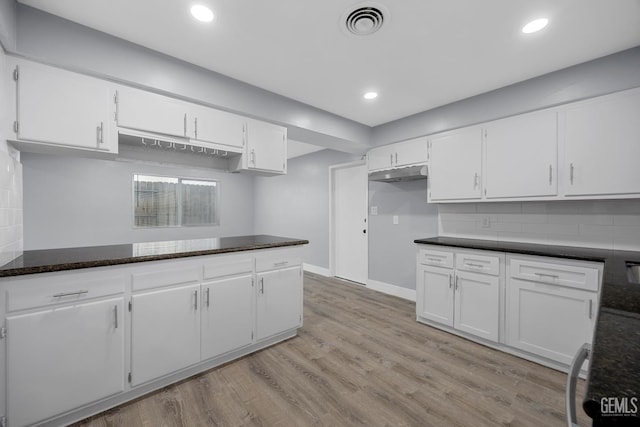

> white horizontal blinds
[133,175,219,228]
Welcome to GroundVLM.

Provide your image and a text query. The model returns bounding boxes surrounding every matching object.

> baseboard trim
[303,263,330,277]
[367,279,416,302]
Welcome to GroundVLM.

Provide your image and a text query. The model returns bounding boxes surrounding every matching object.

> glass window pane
[133,174,179,227]
[181,179,219,226]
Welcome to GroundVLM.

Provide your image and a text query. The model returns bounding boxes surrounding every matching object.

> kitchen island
[415,236,640,426]
[0,235,308,427]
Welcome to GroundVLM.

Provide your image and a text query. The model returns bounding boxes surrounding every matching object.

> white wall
[22,152,255,250]
[439,200,640,251]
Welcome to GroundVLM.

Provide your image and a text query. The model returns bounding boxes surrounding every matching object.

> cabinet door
[16,61,113,151]
[367,145,395,171]
[506,278,596,365]
[453,271,499,341]
[564,88,640,196]
[256,266,302,340]
[428,127,483,201]
[395,137,428,168]
[116,87,188,138]
[131,283,200,386]
[201,274,254,360]
[416,264,454,327]
[484,110,557,199]
[6,297,124,427]
[246,120,287,173]
[191,104,245,149]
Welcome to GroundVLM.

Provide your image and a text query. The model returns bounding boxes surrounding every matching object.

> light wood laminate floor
[75,272,589,427]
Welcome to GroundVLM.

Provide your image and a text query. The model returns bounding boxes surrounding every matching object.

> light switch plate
[393,215,399,225]
[370,206,378,215]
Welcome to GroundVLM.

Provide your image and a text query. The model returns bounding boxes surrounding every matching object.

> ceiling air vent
[344,5,386,36]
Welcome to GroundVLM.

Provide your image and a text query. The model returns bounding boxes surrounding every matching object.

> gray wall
[253,150,358,269]
[0,0,17,50]
[372,46,640,146]
[368,180,438,289]
[14,4,370,154]
[22,152,255,249]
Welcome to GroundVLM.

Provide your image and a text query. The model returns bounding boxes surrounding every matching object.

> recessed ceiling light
[522,18,548,34]
[191,4,214,23]
[364,91,378,100]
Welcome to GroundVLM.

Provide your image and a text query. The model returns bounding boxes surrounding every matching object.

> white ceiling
[18,0,640,127]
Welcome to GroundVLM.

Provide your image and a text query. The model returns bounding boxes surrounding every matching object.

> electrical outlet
[481,216,491,228]
[393,215,399,225]
[370,206,378,215]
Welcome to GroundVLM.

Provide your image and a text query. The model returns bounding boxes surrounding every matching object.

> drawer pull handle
[52,290,88,298]
[465,262,484,269]
[455,275,459,291]
[589,300,593,319]
[449,274,453,289]
[114,305,118,329]
[535,272,559,280]
[260,277,265,294]
[206,287,210,308]
[273,261,289,267]
[426,257,442,263]
[194,290,198,311]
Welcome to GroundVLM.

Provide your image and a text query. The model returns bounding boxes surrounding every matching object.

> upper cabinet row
[367,137,428,171]
[7,59,287,175]
[427,87,640,203]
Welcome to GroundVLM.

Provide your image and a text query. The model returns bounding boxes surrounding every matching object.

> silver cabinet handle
[549,164,553,185]
[251,149,256,165]
[206,287,210,308]
[194,117,198,140]
[389,153,393,165]
[426,257,442,263]
[260,277,265,294]
[535,272,559,281]
[464,262,483,269]
[114,305,118,329]
[448,274,453,289]
[570,163,574,184]
[273,261,289,267]
[97,122,104,145]
[566,343,591,427]
[53,290,88,298]
[473,173,479,189]
[395,152,398,164]
[589,299,593,319]
[183,113,187,136]
[455,275,459,290]
[194,290,198,310]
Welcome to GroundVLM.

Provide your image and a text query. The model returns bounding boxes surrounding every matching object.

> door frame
[329,160,368,283]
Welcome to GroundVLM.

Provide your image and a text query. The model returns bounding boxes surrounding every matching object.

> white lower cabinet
[201,274,254,360]
[505,255,600,367]
[7,297,125,427]
[130,283,201,386]
[256,266,303,340]
[416,246,501,342]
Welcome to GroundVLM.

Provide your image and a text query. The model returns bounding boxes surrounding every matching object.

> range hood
[368,164,428,183]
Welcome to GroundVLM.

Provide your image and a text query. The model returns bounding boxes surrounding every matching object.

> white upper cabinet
[115,87,189,138]
[428,126,483,201]
[234,119,287,174]
[189,104,245,149]
[12,60,115,153]
[367,137,428,171]
[562,87,640,197]
[484,109,557,199]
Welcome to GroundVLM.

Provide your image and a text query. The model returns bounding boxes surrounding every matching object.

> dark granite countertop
[415,236,640,423]
[0,235,309,277]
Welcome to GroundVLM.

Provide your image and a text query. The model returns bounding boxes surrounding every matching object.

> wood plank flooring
[74,272,589,427]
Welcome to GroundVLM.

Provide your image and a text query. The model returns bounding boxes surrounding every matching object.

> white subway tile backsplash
[522,222,580,235]
[497,213,546,224]
[476,202,522,214]
[521,202,548,214]
[437,203,477,214]
[613,214,640,227]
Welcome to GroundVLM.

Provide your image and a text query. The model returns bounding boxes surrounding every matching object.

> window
[133,174,219,227]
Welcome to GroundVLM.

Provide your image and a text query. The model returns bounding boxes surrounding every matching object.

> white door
[201,274,254,359]
[256,266,303,340]
[7,297,125,427]
[332,163,368,284]
[131,283,201,386]
[428,126,483,201]
[416,265,454,326]
[454,271,499,341]
[484,109,558,199]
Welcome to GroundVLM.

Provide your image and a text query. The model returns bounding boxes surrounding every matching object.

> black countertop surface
[0,235,309,278]
[416,236,640,423]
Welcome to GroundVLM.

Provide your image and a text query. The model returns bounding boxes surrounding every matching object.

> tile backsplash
[0,146,23,265]
[438,200,640,251]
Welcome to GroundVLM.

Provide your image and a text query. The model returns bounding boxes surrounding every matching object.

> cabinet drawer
[418,248,454,268]
[132,266,200,292]
[6,269,126,312]
[455,252,500,276]
[255,248,301,272]
[508,257,600,292]
[203,257,253,280]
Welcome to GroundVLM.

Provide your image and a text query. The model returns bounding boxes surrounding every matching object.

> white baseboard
[367,279,416,302]
[303,263,331,277]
